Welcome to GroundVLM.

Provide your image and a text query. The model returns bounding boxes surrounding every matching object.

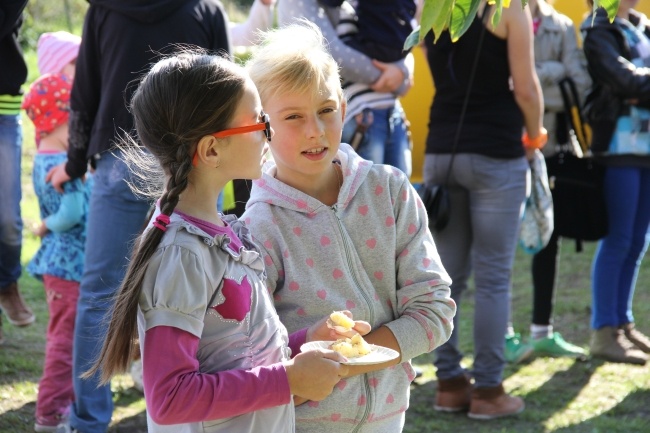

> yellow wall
[401,1,650,183]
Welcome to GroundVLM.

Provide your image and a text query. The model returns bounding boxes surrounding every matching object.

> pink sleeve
[288,328,308,358]
[143,325,291,425]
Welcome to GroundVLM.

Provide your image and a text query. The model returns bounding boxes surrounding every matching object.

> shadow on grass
[552,388,650,433]
[109,411,148,433]
[0,380,147,432]
[0,401,36,432]
[517,359,595,420]
[405,358,598,433]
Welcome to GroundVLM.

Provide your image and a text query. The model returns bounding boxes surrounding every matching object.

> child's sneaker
[53,421,79,433]
[504,333,534,364]
[532,332,587,359]
[35,413,68,432]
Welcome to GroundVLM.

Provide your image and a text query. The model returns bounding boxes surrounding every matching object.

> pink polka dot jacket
[242,143,456,432]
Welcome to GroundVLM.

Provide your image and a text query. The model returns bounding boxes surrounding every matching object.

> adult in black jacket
[46,1,231,432]
[581,0,650,366]
[0,0,35,340]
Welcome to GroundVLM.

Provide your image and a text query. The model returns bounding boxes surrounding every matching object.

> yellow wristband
[522,128,548,149]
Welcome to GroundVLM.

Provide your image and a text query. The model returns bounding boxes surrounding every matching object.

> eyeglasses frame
[192,112,271,166]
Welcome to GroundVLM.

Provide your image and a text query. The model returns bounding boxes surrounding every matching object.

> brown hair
[84,52,247,384]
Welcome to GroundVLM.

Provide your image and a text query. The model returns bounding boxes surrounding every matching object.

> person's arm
[504,4,544,147]
[44,188,85,233]
[277,0,409,94]
[143,326,291,425]
[143,325,349,424]
[583,25,650,101]
[343,179,456,378]
[371,51,415,96]
[65,7,102,183]
[229,0,274,47]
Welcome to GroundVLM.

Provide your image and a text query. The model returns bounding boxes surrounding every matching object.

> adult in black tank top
[422,1,545,420]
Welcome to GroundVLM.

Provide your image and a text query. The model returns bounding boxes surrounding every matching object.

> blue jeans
[591,165,650,330]
[341,104,412,177]
[71,152,150,433]
[424,153,529,388]
[0,114,23,289]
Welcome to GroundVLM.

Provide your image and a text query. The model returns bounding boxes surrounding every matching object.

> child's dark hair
[85,51,248,383]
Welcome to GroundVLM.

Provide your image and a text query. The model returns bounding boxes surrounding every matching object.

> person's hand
[284,349,349,401]
[370,60,406,94]
[32,221,48,238]
[259,0,275,5]
[307,310,371,342]
[46,162,71,193]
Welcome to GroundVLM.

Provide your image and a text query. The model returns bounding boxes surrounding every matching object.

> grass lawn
[1,29,649,432]
[1,118,649,432]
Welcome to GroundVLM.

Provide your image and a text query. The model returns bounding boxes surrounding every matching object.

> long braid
[83,52,247,384]
[159,145,193,216]
[87,138,194,383]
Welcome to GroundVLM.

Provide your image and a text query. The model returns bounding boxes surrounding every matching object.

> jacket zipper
[331,204,375,431]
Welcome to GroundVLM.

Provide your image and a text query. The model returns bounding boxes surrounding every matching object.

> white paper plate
[300,341,399,365]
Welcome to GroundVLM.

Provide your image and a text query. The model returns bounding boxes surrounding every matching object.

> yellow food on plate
[330,334,371,358]
[329,311,355,331]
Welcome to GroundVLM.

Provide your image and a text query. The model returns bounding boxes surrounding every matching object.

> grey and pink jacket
[242,143,456,432]
[137,213,295,432]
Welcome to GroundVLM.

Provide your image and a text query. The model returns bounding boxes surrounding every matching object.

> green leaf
[490,0,503,29]
[449,0,481,42]
[419,0,455,43]
[403,27,421,51]
[595,0,621,22]
[415,0,620,47]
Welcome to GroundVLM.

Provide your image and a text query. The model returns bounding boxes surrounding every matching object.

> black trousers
[531,230,561,325]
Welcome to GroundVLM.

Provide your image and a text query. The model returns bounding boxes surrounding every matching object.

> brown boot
[0,282,34,326]
[620,323,650,353]
[434,374,472,412]
[468,383,525,420]
[590,326,648,365]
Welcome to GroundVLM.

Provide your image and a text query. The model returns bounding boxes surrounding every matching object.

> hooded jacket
[65,0,231,179]
[581,7,650,166]
[242,143,455,432]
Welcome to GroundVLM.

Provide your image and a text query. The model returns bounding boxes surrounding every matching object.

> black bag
[545,151,608,251]
[418,184,450,232]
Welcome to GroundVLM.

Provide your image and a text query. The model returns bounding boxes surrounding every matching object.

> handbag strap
[558,77,590,155]
[443,4,490,185]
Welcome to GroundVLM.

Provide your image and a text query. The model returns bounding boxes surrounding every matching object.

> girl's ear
[194,135,221,168]
[340,98,347,123]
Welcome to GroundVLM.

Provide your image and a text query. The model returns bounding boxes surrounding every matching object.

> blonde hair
[247,20,343,104]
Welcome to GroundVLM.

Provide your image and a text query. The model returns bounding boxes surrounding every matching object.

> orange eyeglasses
[213,111,271,141]
[192,112,271,166]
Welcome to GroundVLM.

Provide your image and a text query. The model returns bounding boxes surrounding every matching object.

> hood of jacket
[246,143,376,215]
[89,0,190,24]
